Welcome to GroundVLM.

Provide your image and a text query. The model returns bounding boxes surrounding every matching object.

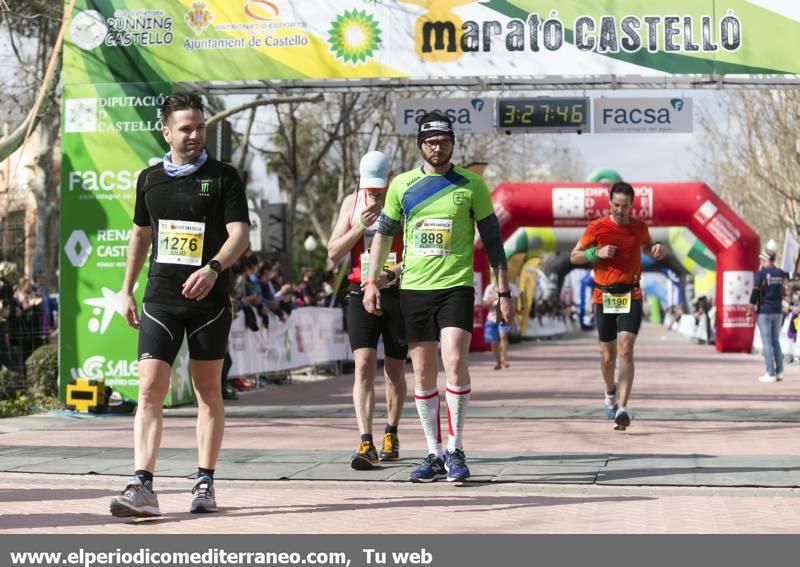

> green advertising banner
[60,81,195,406]
[63,0,800,86]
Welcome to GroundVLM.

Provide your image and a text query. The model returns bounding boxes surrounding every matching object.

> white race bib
[157,219,205,266]
[360,252,397,283]
[602,291,632,314]
[413,219,452,256]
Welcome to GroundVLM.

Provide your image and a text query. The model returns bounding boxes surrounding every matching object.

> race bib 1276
[157,219,205,266]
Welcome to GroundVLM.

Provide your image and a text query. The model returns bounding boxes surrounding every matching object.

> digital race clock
[497,97,590,133]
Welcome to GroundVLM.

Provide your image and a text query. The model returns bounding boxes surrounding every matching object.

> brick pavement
[2,324,800,533]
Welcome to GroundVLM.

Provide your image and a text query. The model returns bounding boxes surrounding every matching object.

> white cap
[765,238,778,253]
[358,151,390,189]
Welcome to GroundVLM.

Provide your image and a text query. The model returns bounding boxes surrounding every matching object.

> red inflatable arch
[474,182,759,353]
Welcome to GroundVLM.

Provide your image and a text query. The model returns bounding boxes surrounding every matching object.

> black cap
[417,111,455,147]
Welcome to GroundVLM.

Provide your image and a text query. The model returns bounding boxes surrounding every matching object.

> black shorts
[594,299,643,343]
[346,286,407,360]
[139,302,232,364]
[400,286,474,343]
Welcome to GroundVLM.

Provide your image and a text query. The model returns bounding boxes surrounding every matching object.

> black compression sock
[134,470,153,484]
[197,467,215,480]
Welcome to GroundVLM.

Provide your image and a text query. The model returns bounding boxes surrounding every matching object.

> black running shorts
[138,302,232,364]
[399,286,474,343]
[594,299,643,343]
[346,286,407,360]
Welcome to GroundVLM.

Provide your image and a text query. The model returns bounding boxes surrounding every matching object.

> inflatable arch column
[474,182,759,353]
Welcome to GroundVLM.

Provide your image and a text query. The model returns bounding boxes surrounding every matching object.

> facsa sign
[593,97,693,134]
[395,98,494,135]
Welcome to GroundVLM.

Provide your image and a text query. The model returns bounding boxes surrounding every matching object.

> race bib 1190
[602,291,631,314]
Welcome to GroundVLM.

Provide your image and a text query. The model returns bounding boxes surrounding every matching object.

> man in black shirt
[109,92,250,518]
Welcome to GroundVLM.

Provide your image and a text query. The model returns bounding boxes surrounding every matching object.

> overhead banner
[395,98,493,135]
[64,1,800,86]
[593,97,693,134]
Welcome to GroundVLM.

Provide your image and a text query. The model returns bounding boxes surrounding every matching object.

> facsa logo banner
[593,97,693,134]
[395,98,494,135]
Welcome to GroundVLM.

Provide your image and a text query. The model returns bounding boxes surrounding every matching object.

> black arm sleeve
[476,214,507,270]
[377,213,401,236]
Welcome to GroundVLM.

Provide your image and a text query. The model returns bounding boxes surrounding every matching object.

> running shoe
[758,374,778,383]
[444,448,471,482]
[379,433,400,462]
[109,477,161,518]
[614,407,631,430]
[350,441,379,470]
[408,454,446,483]
[604,390,618,419]
[190,475,218,513]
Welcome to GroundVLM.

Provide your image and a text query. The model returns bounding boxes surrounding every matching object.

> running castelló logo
[327,9,382,64]
[185,1,213,35]
[399,0,475,63]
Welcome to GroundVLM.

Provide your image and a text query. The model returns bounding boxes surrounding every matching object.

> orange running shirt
[578,216,652,304]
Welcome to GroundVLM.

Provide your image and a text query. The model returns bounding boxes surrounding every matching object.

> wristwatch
[207,259,222,276]
[383,268,396,282]
[498,290,512,298]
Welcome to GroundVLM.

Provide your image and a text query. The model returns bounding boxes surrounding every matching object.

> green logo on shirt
[199,180,210,195]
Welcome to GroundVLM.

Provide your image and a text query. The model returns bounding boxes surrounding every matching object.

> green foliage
[0,393,35,418]
[25,343,58,397]
[0,368,24,400]
[0,393,64,418]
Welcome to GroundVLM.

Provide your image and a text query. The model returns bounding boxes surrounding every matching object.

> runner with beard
[363,112,511,482]
[570,181,665,431]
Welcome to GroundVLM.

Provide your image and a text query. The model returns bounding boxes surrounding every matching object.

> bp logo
[199,179,211,195]
[328,9,382,64]
[452,191,467,206]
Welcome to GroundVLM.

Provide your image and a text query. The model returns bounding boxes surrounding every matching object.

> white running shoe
[758,374,778,383]
[604,392,617,419]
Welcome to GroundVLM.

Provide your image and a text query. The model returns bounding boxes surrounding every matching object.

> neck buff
[163,148,208,177]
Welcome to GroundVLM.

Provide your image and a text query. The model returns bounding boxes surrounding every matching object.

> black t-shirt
[133,158,250,308]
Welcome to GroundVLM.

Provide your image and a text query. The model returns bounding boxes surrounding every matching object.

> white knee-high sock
[446,383,471,452]
[415,387,442,457]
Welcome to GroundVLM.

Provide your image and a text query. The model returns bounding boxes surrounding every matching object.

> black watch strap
[207,260,222,275]
[498,290,512,298]
[383,268,396,282]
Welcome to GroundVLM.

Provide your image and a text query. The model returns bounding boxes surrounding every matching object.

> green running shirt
[383,165,494,290]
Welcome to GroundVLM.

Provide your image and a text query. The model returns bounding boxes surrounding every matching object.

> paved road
[1,324,799,533]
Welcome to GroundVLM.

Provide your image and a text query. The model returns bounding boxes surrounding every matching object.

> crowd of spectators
[221,252,339,398]
[228,252,337,333]
[0,261,57,374]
